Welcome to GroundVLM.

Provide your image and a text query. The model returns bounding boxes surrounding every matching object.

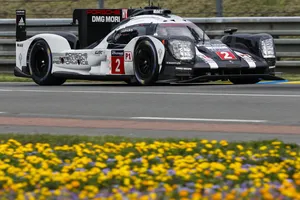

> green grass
[1,0,300,18]
[280,73,300,81]
[1,72,300,83]
[0,74,32,82]
[0,133,298,149]
[0,74,118,83]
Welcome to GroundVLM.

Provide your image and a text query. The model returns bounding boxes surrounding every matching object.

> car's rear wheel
[229,78,261,84]
[133,38,159,86]
[28,39,66,85]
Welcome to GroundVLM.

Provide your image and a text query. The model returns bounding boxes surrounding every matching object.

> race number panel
[111,50,125,74]
[124,51,132,62]
[216,51,237,60]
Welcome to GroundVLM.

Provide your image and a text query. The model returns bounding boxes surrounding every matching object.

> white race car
[14,6,283,85]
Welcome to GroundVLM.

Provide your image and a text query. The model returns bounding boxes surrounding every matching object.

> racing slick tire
[229,78,261,84]
[133,38,159,86]
[28,39,66,86]
[124,77,139,85]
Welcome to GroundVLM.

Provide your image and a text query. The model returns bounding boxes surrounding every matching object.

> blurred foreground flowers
[0,139,299,200]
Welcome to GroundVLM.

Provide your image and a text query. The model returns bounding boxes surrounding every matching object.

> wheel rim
[31,45,49,78]
[136,48,153,79]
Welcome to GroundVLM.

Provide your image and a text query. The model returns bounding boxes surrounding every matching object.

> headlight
[260,38,275,58]
[169,40,194,60]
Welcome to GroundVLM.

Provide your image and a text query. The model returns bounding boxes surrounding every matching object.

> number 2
[216,51,237,60]
[221,52,232,59]
[115,58,120,72]
[111,56,125,74]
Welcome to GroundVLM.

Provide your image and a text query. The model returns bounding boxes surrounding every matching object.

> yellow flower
[225,193,235,200]
[53,189,61,196]
[237,145,244,150]
[201,149,207,153]
[278,173,288,180]
[200,140,209,144]
[192,193,202,200]
[71,180,80,188]
[95,162,107,168]
[179,189,189,197]
[139,195,149,200]
[214,171,222,177]
[212,192,222,200]
[220,140,228,146]
[124,178,130,186]
[226,174,239,181]
[66,184,73,190]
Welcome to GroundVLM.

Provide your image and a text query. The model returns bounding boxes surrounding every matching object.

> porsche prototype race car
[14,6,284,85]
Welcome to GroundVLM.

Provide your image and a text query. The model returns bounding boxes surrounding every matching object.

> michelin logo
[92,16,120,23]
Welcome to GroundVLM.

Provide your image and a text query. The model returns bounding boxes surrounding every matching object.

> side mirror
[224,27,238,35]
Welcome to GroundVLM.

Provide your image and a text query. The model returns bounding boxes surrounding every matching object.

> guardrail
[1,16,300,73]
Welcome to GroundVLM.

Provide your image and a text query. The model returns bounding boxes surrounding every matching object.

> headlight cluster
[169,40,194,60]
[260,38,275,58]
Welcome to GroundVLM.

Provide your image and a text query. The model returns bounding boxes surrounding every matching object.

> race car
[14,6,284,86]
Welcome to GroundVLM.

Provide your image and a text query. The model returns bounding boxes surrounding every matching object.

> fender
[16,34,71,73]
[221,33,275,57]
[123,35,165,75]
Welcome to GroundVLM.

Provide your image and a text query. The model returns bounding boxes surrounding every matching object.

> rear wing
[15,8,134,48]
[15,6,170,48]
[72,9,134,48]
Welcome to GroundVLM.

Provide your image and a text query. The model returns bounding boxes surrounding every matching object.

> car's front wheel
[229,78,261,84]
[28,39,66,85]
[133,38,159,86]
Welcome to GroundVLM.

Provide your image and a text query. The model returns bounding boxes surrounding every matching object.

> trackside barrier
[1,16,300,73]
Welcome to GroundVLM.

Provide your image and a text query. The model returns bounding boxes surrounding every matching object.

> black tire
[133,38,159,86]
[124,77,139,85]
[28,39,66,85]
[229,78,261,84]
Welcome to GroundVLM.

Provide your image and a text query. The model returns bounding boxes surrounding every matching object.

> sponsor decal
[111,50,124,57]
[91,16,120,23]
[121,28,134,33]
[153,9,164,14]
[17,43,23,47]
[124,51,132,62]
[158,49,163,59]
[204,43,230,51]
[18,53,22,66]
[95,50,103,55]
[86,9,121,15]
[16,10,25,15]
[175,67,192,71]
[53,53,88,65]
[216,51,237,60]
[18,17,25,26]
[122,9,128,18]
[166,61,181,65]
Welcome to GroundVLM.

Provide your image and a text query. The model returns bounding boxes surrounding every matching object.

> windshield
[154,22,210,42]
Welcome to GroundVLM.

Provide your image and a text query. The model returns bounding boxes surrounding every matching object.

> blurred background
[1,0,300,18]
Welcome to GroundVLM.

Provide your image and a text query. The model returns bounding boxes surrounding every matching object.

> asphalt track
[0,82,300,143]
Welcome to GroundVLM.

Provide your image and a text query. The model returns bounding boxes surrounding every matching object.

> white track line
[0,112,7,114]
[0,89,300,98]
[131,117,268,123]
